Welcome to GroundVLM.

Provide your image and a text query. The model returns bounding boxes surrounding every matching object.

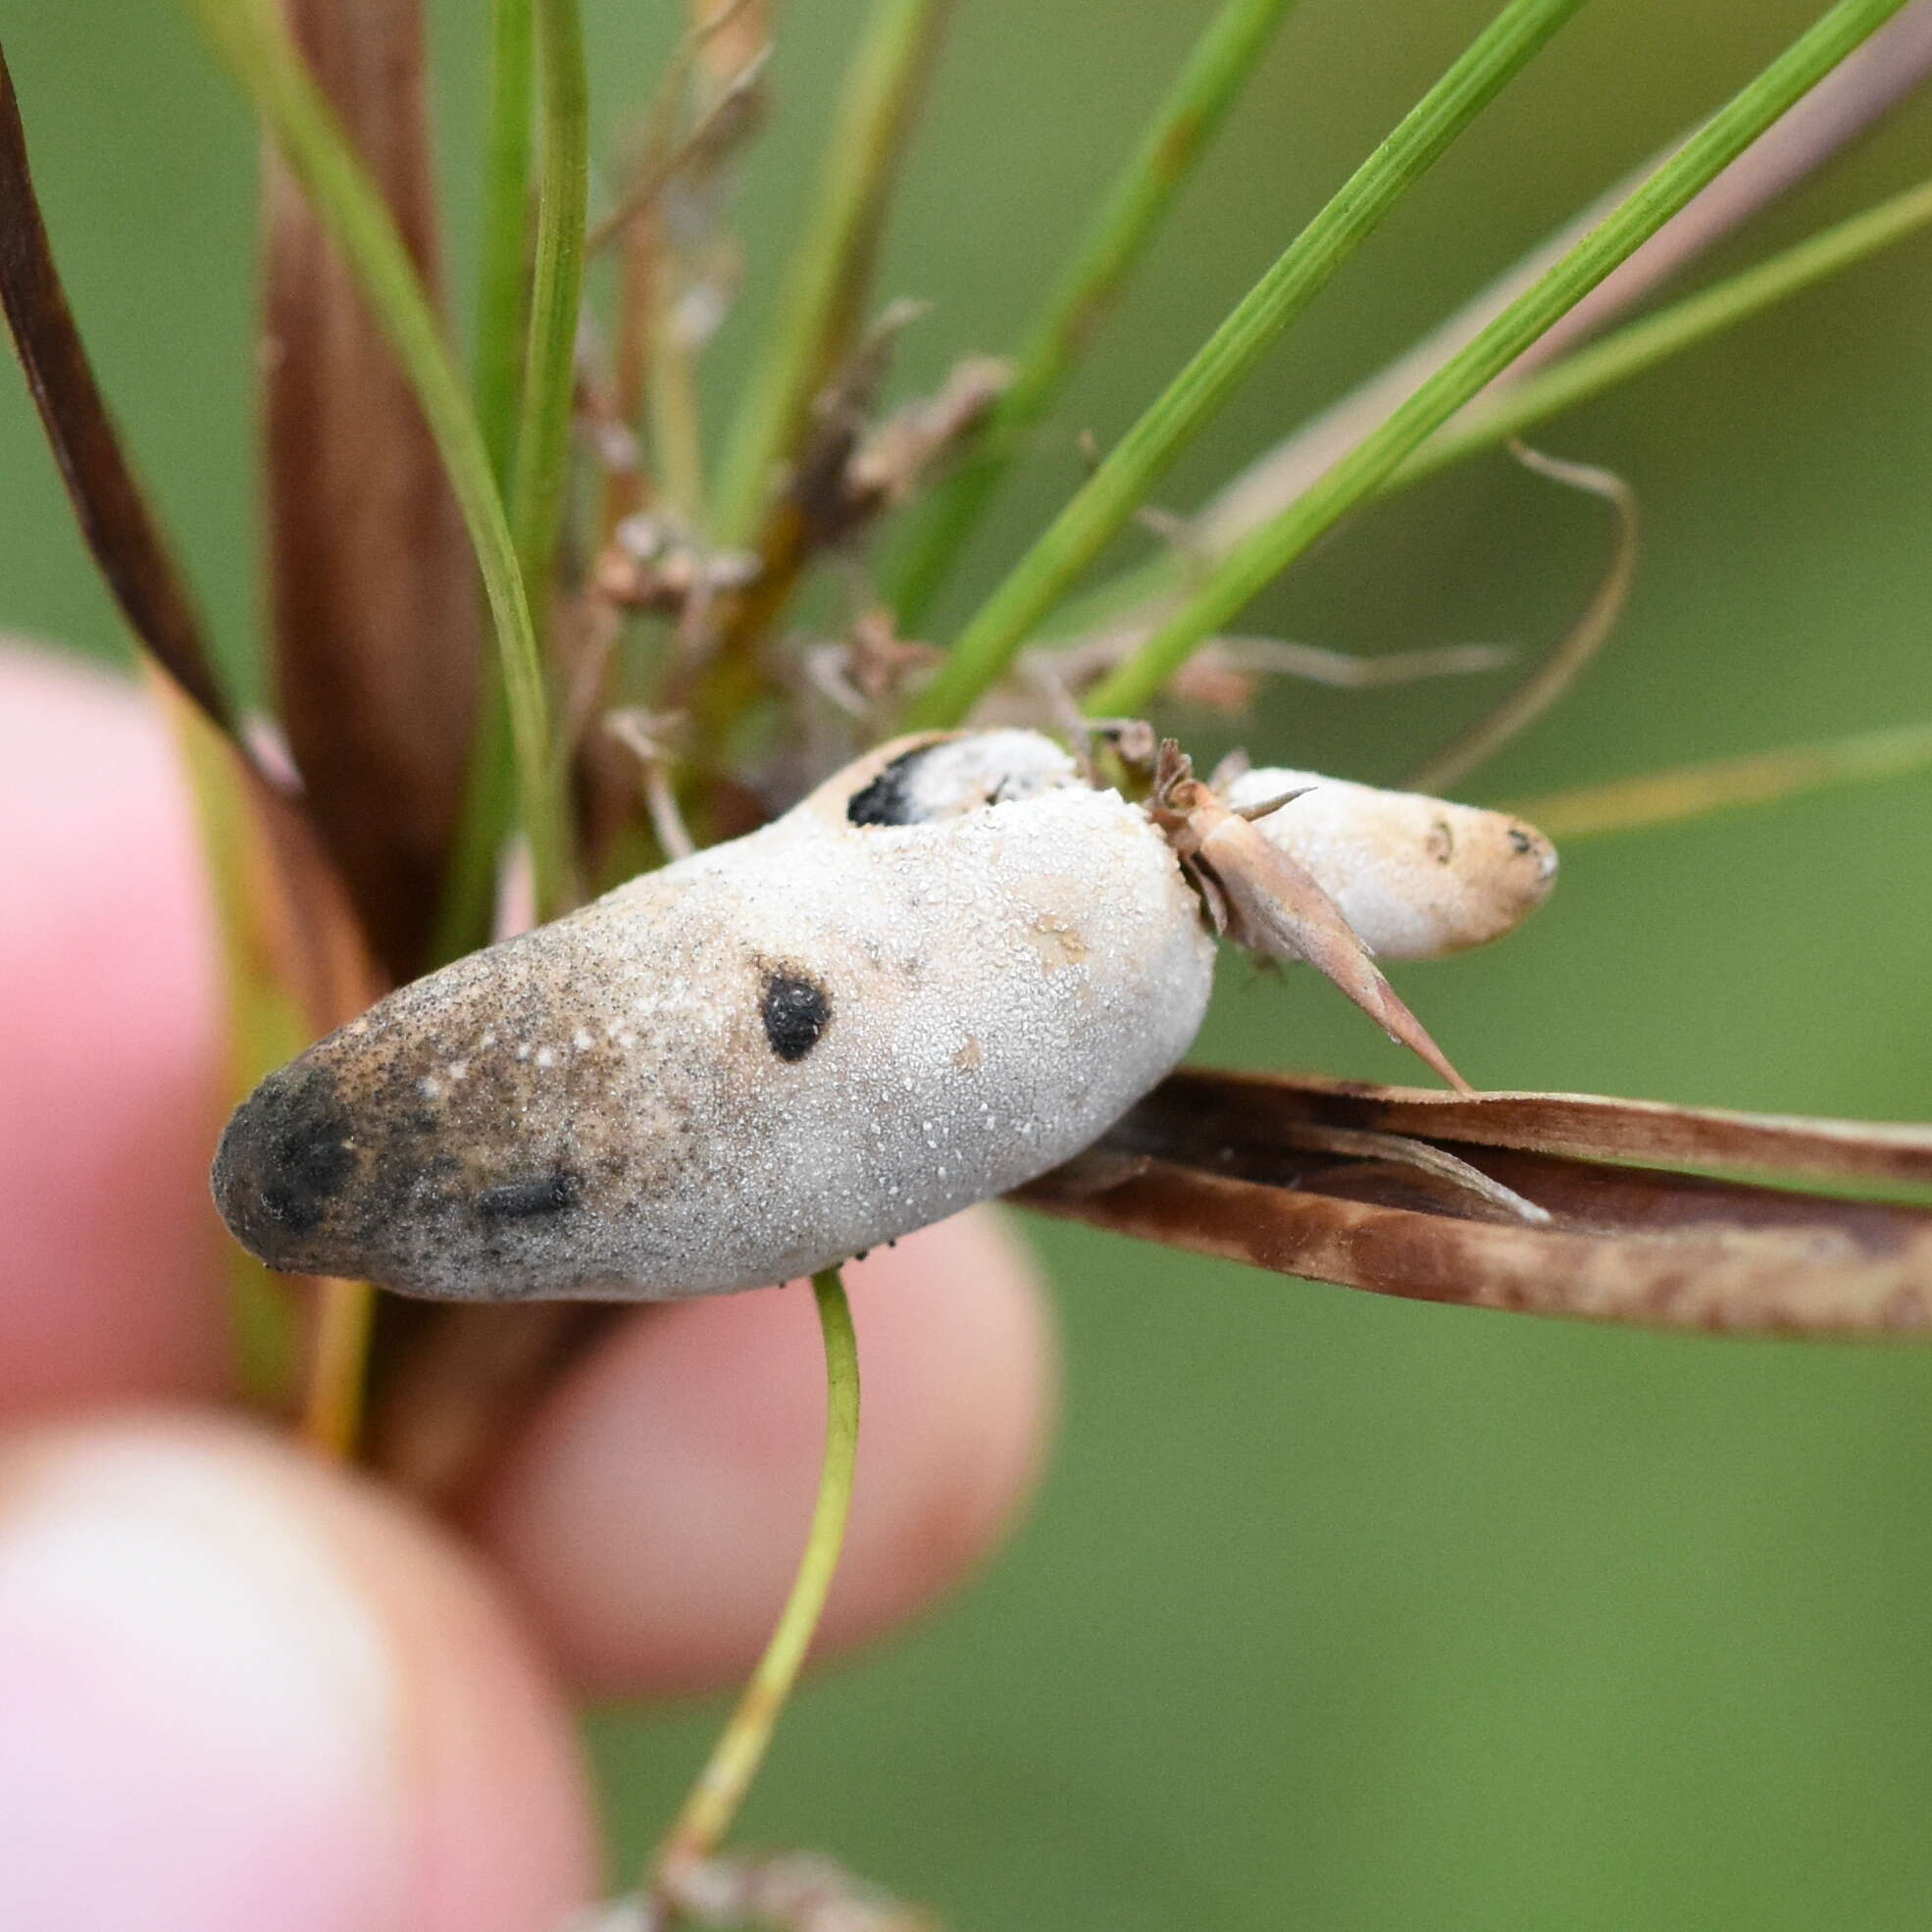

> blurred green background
[4,2,1931,1926]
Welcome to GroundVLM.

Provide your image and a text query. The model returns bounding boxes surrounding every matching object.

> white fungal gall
[1221,767,1557,960]
[212,731,1559,1299]
[212,731,1214,1300]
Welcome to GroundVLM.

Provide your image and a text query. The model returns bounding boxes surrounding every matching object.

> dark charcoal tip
[210,1062,356,1260]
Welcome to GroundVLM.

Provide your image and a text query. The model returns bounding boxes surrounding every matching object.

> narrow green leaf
[1050,168,1932,650]
[440,0,587,953]
[433,0,537,965]
[512,0,589,604]
[1086,0,1913,720]
[903,0,1587,730]
[186,0,569,913]
[1396,173,1932,488]
[475,0,535,492]
[888,0,1302,627]
[710,0,952,544]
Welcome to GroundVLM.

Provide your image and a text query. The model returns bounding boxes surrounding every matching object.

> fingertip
[0,648,229,1411]
[471,1208,1059,1698]
[0,1413,598,1932]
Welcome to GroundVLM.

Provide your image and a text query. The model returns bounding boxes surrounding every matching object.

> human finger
[0,1412,597,1932]
[0,648,228,1412]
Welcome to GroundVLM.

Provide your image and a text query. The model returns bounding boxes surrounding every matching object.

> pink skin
[0,648,1058,1930]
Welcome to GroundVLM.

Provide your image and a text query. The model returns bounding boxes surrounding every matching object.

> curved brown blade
[1198,812,1471,1093]
[0,44,234,733]
[264,0,481,982]
[1137,1067,1932,1186]
[1014,1138,1932,1337]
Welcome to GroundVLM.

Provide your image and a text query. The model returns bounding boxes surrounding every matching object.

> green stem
[511,0,589,638]
[651,1266,861,1880]
[187,0,568,917]
[902,0,1586,731]
[709,0,951,544]
[429,693,512,963]
[475,0,535,492]
[1394,172,1932,490]
[1085,0,1912,720]
[1509,719,1932,839]
[888,0,1302,627]
[1035,169,1932,658]
[441,0,585,941]
[434,0,535,963]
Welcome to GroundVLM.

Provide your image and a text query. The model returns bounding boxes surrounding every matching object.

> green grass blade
[186,0,568,915]
[445,0,588,945]
[1511,719,1932,839]
[709,0,952,544]
[434,0,535,963]
[1033,170,1932,658]
[888,0,1303,628]
[1085,0,1914,720]
[1395,173,1932,488]
[904,0,1586,731]
[475,0,535,492]
[511,0,589,612]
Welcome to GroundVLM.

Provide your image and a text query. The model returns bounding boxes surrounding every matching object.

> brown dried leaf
[1141,1067,1932,1186]
[0,44,234,733]
[1012,1071,1932,1335]
[264,0,481,983]
[1016,1150,1932,1336]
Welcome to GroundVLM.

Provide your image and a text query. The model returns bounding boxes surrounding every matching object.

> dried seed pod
[1221,767,1557,960]
[213,731,1215,1300]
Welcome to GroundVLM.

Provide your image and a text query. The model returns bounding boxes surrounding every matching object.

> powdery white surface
[1223,767,1557,960]
[215,736,1215,1299]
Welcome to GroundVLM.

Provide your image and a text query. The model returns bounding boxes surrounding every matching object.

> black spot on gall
[479,1171,582,1218]
[846,743,940,826]
[762,971,831,1061]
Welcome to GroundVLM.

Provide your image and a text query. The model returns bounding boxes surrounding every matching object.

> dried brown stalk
[1404,444,1639,793]
[0,50,234,736]
[1016,1069,1932,1335]
[1145,1068,1932,1184]
[263,0,482,984]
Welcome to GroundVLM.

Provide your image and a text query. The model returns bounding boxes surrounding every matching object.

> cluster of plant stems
[30,0,1932,1910]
